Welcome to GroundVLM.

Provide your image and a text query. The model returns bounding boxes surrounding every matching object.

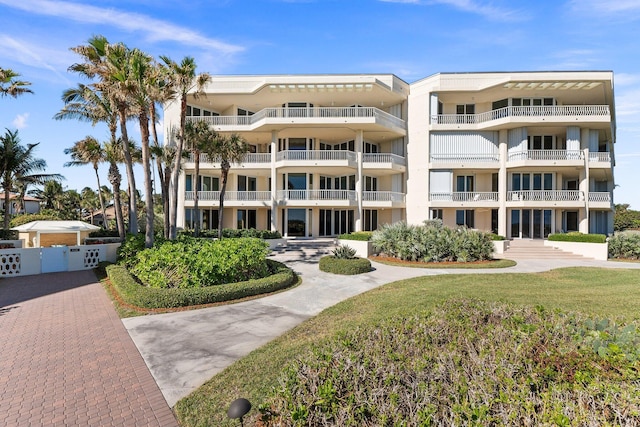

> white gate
[41,246,69,273]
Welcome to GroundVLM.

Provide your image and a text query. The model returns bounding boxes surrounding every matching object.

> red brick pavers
[0,270,178,426]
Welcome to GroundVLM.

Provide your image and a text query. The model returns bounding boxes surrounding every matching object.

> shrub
[338,231,372,241]
[9,212,62,227]
[117,234,149,268]
[488,233,506,241]
[0,229,18,240]
[260,299,640,426]
[319,256,371,275]
[130,237,270,288]
[106,259,296,309]
[548,232,606,243]
[371,221,494,262]
[89,229,121,238]
[332,245,357,259]
[179,228,282,239]
[608,233,640,259]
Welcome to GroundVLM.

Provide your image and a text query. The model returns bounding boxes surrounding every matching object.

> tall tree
[0,67,33,98]
[204,133,249,239]
[80,187,100,225]
[64,136,106,228]
[160,55,210,239]
[0,129,63,229]
[183,120,217,237]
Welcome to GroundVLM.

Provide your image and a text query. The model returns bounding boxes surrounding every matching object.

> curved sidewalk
[122,246,640,407]
[0,270,177,427]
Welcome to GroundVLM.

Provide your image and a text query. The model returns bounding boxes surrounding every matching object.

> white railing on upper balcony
[362,191,406,202]
[430,153,499,163]
[508,190,584,202]
[588,192,612,202]
[429,192,499,202]
[588,152,611,162]
[363,153,406,166]
[276,150,357,162]
[189,152,271,164]
[190,106,406,130]
[432,105,610,125]
[277,189,357,201]
[508,150,584,162]
[184,191,271,202]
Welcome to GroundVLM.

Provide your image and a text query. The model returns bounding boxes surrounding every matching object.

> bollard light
[227,397,251,426]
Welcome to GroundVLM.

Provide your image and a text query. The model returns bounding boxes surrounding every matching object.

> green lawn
[174,267,640,426]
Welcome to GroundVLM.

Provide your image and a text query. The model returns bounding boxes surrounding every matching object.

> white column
[355,130,364,232]
[498,130,508,237]
[270,131,278,233]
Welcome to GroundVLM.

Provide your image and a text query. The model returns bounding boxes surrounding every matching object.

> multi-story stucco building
[164,71,615,239]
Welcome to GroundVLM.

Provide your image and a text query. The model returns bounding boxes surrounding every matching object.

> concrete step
[503,240,592,260]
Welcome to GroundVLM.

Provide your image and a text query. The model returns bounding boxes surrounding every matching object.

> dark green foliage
[117,234,150,268]
[371,220,494,262]
[130,237,270,288]
[9,212,63,227]
[608,232,640,259]
[0,229,18,240]
[614,204,640,231]
[338,231,373,241]
[105,259,296,308]
[179,228,282,239]
[548,232,607,243]
[261,299,640,426]
[332,245,357,259]
[89,229,121,238]
[489,233,506,240]
[319,256,371,275]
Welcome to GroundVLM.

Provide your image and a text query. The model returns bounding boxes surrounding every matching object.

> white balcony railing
[588,192,612,202]
[276,150,357,162]
[430,192,499,202]
[277,190,357,201]
[190,106,406,130]
[184,191,271,202]
[589,152,611,162]
[430,153,499,163]
[508,150,584,162]
[508,190,584,202]
[189,152,271,164]
[432,105,610,125]
[362,191,406,202]
[363,153,406,166]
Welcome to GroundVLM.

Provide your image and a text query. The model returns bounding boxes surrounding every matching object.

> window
[319,209,332,236]
[237,175,257,192]
[529,135,553,150]
[456,175,474,192]
[456,209,475,228]
[364,142,379,153]
[364,176,378,192]
[238,108,254,116]
[237,209,257,229]
[456,104,475,123]
[363,209,378,231]
[430,209,443,220]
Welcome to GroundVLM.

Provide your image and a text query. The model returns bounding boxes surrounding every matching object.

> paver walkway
[0,270,177,427]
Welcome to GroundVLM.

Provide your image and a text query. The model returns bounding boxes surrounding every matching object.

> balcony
[189,106,406,135]
[430,153,499,164]
[363,153,406,170]
[186,152,271,167]
[184,191,271,206]
[588,152,612,168]
[363,191,406,207]
[507,190,585,205]
[276,150,357,168]
[430,192,499,207]
[431,105,610,130]
[277,189,357,207]
[588,192,612,208]
[508,150,584,164]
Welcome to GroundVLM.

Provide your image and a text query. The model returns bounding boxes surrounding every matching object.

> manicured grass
[371,256,517,269]
[174,267,640,426]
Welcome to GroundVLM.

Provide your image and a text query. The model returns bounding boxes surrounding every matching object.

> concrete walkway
[0,270,178,427]
[123,242,640,407]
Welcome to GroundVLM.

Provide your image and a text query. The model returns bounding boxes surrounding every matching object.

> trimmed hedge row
[319,256,372,275]
[179,228,282,239]
[548,232,606,243]
[338,231,373,241]
[105,259,296,309]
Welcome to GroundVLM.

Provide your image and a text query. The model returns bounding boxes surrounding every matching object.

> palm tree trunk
[218,162,229,239]
[194,150,200,237]
[117,106,138,234]
[150,102,169,239]
[109,162,126,241]
[139,112,154,249]
[3,184,11,230]
[93,165,106,228]
[169,94,188,240]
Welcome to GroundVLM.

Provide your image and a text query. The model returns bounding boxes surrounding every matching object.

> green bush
[608,233,640,259]
[179,228,282,239]
[106,259,296,309]
[338,231,373,241]
[319,256,371,275]
[0,229,18,240]
[9,212,62,227]
[131,237,270,289]
[332,245,357,259]
[261,299,640,426]
[89,229,121,238]
[371,220,494,262]
[117,234,150,268]
[489,233,506,241]
[548,232,606,243]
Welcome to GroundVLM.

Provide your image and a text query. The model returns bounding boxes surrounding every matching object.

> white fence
[0,243,120,277]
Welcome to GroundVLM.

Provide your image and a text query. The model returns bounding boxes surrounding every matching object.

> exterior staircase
[501,239,593,260]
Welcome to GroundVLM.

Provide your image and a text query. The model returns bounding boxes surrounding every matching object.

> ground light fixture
[227,397,252,426]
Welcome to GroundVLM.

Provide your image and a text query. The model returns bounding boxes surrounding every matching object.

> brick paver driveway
[0,270,178,426]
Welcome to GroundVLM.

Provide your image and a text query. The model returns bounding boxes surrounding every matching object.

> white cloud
[569,0,640,14]
[0,0,244,54]
[0,35,74,84]
[379,0,527,21]
[12,113,30,129]
[614,73,640,87]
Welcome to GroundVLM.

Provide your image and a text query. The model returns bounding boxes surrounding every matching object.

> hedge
[338,231,373,241]
[319,256,372,275]
[547,232,606,243]
[105,259,296,309]
[179,228,282,239]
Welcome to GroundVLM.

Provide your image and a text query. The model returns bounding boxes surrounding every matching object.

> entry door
[41,246,68,273]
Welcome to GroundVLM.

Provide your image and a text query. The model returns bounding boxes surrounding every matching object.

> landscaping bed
[370,255,516,269]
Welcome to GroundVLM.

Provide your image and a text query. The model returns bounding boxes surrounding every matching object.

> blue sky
[1,0,639,208]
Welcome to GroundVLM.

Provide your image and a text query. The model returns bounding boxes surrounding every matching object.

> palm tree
[80,187,100,225]
[204,133,249,239]
[0,67,33,98]
[64,136,107,228]
[0,129,63,229]
[183,120,217,237]
[160,55,211,239]
[33,180,65,210]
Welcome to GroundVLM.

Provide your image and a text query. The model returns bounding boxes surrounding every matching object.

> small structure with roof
[12,220,100,248]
